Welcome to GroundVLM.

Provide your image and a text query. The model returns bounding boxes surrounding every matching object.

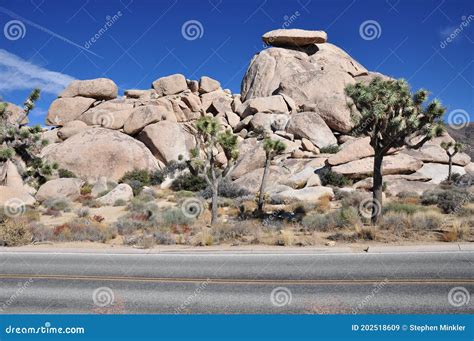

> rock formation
[2,28,472,206]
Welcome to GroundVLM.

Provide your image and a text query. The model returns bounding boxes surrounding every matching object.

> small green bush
[420,189,445,206]
[170,173,207,192]
[437,189,468,214]
[411,212,443,230]
[52,218,114,242]
[319,145,340,154]
[153,231,176,245]
[331,206,361,228]
[42,198,71,212]
[302,213,334,232]
[80,183,93,195]
[211,223,251,242]
[200,180,250,199]
[114,217,148,235]
[319,169,350,187]
[58,168,77,178]
[379,212,412,234]
[383,202,422,215]
[114,199,127,207]
[119,169,151,195]
[76,207,90,218]
[161,208,193,226]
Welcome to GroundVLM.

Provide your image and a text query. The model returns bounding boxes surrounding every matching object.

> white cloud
[0,49,75,95]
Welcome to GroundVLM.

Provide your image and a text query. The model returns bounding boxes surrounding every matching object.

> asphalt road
[0,250,473,314]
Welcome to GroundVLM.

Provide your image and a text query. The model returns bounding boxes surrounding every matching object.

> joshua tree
[345,77,445,224]
[0,89,56,187]
[189,116,239,225]
[440,141,463,181]
[256,137,286,214]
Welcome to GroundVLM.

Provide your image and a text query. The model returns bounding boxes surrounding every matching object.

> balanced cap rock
[262,29,327,47]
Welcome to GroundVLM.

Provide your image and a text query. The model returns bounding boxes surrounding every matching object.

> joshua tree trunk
[372,152,384,225]
[257,156,271,214]
[211,183,218,226]
[447,154,453,181]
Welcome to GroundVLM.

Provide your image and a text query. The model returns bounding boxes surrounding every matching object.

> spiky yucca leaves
[257,137,286,214]
[190,116,239,225]
[345,77,446,223]
[0,89,56,187]
[440,141,463,181]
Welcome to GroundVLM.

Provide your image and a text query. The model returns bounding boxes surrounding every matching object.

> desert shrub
[319,169,350,187]
[80,183,93,195]
[149,170,165,186]
[437,189,469,214]
[0,218,32,246]
[153,231,175,245]
[58,168,76,178]
[327,232,357,242]
[29,223,53,242]
[42,198,71,212]
[52,218,114,242]
[161,208,193,226]
[81,198,102,208]
[319,145,340,154]
[119,169,150,186]
[355,226,376,240]
[212,223,251,242]
[119,169,151,195]
[114,217,147,235]
[411,212,443,230]
[170,173,207,192]
[331,207,361,228]
[114,199,127,207]
[340,191,368,208]
[76,207,90,218]
[302,213,334,232]
[442,222,469,242]
[383,202,421,215]
[275,230,294,246]
[379,212,412,234]
[200,180,250,199]
[420,188,445,206]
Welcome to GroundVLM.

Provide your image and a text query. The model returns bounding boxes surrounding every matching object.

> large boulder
[46,97,95,126]
[413,163,466,184]
[231,138,266,180]
[152,74,188,96]
[199,76,221,93]
[233,166,289,194]
[96,184,133,206]
[79,99,135,130]
[41,128,159,182]
[123,105,174,135]
[272,186,334,203]
[137,121,195,164]
[286,112,337,148]
[4,102,28,125]
[57,120,90,140]
[237,95,288,118]
[331,154,423,179]
[241,43,367,102]
[327,137,373,166]
[60,78,118,100]
[35,178,84,202]
[0,187,36,207]
[277,69,357,132]
[262,29,327,47]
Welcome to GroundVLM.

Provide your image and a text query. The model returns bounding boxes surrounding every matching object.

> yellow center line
[0,274,473,285]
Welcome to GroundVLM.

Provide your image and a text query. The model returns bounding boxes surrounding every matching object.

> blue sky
[0,0,473,126]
